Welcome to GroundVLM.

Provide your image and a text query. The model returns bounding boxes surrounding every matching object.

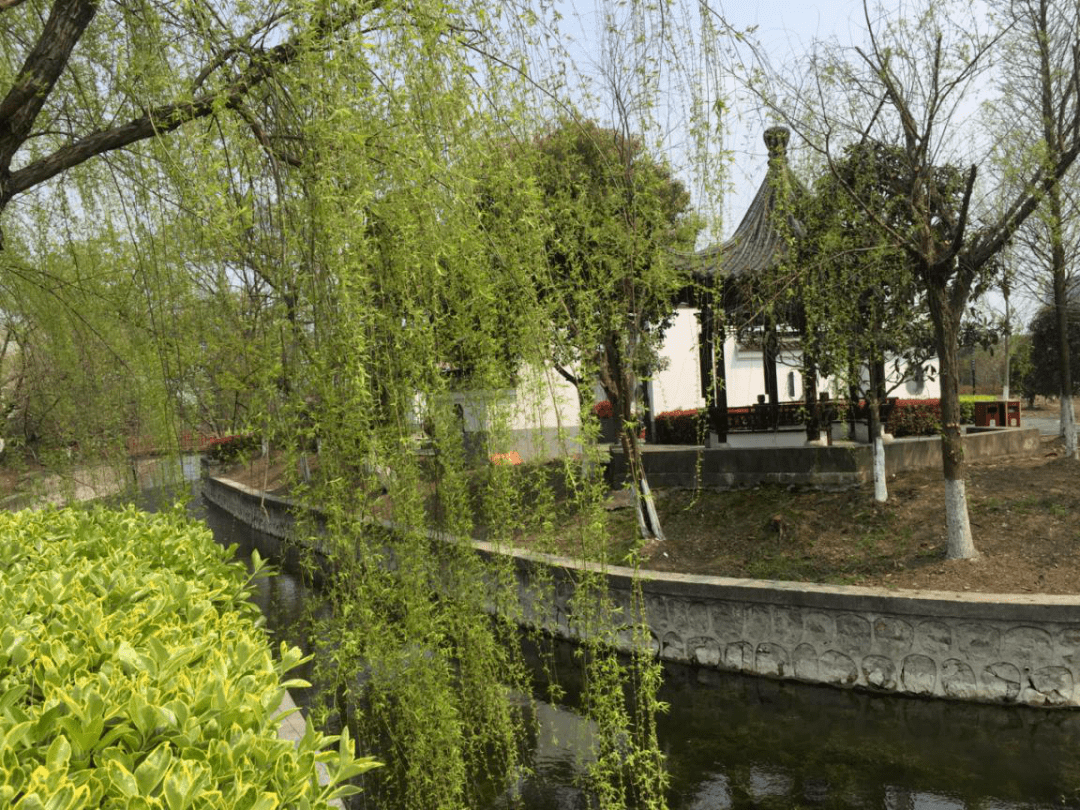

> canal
[197,490,1080,810]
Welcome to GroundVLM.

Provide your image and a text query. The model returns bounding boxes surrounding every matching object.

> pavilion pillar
[763,319,779,430]
[699,295,728,446]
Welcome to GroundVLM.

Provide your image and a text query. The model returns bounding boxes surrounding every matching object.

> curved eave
[692,131,806,287]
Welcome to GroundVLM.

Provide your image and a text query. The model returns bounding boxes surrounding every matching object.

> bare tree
[990,0,1080,458]
[751,0,1080,558]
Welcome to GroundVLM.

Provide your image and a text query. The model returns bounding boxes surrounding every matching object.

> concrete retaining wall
[204,475,1080,708]
[611,427,1042,489]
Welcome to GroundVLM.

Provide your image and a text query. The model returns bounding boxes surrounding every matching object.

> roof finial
[764,126,790,158]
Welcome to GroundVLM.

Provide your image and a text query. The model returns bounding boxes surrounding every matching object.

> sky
[547,0,871,238]
[713,0,868,235]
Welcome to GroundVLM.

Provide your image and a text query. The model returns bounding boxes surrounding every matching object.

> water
[199,495,1080,810]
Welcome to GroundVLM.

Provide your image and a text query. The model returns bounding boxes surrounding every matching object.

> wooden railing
[723,398,897,432]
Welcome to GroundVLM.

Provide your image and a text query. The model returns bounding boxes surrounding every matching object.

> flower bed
[126,432,259,459]
[649,399,973,442]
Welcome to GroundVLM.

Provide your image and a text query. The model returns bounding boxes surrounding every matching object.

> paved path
[1022,412,1061,436]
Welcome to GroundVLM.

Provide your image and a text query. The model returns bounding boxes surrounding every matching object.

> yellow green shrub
[0,505,378,809]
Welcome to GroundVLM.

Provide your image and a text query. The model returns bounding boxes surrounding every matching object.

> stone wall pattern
[205,476,1080,708]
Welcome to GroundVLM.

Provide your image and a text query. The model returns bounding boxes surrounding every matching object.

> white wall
[441,306,941,458]
[650,307,703,414]
[448,364,583,461]
[650,306,940,415]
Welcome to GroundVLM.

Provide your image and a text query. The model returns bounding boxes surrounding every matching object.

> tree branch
[552,363,583,386]
[4,38,301,201]
[0,2,375,218]
[0,0,98,173]
[233,103,304,168]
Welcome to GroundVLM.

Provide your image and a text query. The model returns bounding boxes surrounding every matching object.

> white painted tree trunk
[638,476,665,544]
[1061,396,1078,459]
[873,435,887,503]
[945,478,978,559]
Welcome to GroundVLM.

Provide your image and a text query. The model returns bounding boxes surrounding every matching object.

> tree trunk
[1049,184,1078,458]
[927,281,978,559]
[845,360,860,442]
[803,358,826,444]
[601,340,664,543]
[868,359,888,503]
[1002,278,1012,402]
[616,400,664,543]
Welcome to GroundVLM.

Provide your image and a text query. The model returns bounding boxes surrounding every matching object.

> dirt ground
[222,399,1080,597]
[634,438,1080,595]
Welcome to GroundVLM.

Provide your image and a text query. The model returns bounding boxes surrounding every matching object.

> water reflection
[199,495,325,698]
[654,663,1080,809]
[199,497,1080,810]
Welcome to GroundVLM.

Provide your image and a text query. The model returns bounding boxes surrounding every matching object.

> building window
[787,371,797,399]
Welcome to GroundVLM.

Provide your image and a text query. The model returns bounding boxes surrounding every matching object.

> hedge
[0,505,378,809]
[649,399,975,442]
[886,399,976,437]
[653,408,705,444]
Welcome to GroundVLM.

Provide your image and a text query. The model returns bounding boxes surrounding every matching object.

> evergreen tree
[534,118,699,542]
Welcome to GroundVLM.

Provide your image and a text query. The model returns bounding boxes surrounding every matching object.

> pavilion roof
[692,126,805,286]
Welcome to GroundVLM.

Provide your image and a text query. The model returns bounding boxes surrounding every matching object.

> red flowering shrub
[590,400,647,441]
[654,408,705,444]
[885,399,976,437]
[886,399,942,437]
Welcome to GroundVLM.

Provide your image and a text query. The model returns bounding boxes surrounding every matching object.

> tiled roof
[692,127,804,284]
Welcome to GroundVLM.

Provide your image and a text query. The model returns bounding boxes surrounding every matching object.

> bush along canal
[0,502,375,808]
[202,484,1080,810]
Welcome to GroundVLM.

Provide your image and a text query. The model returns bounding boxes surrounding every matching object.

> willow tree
[2,0,728,806]
[246,89,676,810]
[754,0,1080,559]
[0,0,371,457]
[0,1,357,241]
[0,235,179,464]
[154,8,685,809]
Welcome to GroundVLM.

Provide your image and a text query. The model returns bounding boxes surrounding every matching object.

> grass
[1044,499,1070,519]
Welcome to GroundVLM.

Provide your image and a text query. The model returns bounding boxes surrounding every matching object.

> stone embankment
[205,475,1080,709]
